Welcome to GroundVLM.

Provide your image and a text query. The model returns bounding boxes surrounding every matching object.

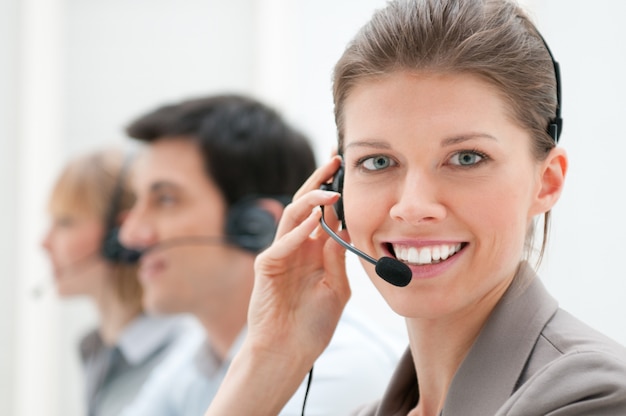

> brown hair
[332,0,559,264]
[125,94,316,207]
[49,148,142,306]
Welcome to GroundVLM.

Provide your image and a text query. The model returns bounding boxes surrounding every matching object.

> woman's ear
[531,147,568,216]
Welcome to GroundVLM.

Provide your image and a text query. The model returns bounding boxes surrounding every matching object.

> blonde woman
[42,148,189,416]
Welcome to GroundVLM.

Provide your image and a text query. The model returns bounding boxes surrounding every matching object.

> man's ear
[257,198,287,223]
[531,147,568,216]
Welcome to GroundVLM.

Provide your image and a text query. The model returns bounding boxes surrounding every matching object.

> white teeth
[440,245,450,260]
[418,247,431,264]
[432,246,441,261]
[392,243,463,265]
[408,247,418,263]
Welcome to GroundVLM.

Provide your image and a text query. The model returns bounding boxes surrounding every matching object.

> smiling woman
[341,72,551,317]
[202,1,626,415]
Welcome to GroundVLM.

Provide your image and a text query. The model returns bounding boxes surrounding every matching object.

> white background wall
[1,1,625,415]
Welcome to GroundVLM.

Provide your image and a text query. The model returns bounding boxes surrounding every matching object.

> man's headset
[102,151,285,261]
[224,195,288,253]
[109,187,286,261]
[140,197,285,256]
[320,31,563,288]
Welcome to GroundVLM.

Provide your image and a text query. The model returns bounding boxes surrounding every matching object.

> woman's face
[341,70,563,320]
[41,207,109,297]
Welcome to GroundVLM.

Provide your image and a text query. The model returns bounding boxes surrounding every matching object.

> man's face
[120,137,247,316]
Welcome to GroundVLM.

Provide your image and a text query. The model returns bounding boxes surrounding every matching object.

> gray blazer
[355,262,626,415]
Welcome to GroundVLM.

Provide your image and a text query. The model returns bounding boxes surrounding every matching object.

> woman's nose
[388,170,446,225]
[41,228,53,252]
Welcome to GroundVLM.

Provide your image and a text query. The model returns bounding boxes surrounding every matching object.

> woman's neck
[405,284,510,416]
[94,289,142,346]
[405,317,480,416]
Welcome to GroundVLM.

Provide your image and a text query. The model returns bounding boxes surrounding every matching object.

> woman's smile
[389,242,466,265]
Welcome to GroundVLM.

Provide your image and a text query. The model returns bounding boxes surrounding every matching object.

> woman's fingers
[275,189,339,240]
[293,156,342,201]
[261,206,322,261]
[273,156,344,247]
[242,157,351,381]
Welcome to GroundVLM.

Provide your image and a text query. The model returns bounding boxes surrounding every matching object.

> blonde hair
[49,147,142,306]
[332,0,559,265]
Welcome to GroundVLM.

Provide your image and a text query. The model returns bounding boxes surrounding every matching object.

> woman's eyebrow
[344,140,391,151]
[441,133,498,147]
[344,133,497,151]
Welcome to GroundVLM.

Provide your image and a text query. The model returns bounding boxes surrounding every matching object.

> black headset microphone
[320,174,412,288]
[35,197,279,298]
[139,236,228,255]
[319,206,412,287]
[88,159,285,260]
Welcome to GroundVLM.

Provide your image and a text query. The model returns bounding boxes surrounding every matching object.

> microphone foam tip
[375,257,412,287]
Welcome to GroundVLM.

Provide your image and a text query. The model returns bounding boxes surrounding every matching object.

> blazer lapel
[442,262,559,416]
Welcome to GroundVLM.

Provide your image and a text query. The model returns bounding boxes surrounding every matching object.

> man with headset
[118,94,401,415]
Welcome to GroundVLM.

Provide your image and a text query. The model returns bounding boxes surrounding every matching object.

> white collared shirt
[121,308,404,416]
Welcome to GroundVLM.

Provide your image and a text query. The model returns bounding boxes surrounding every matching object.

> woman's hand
[248,157,349,360]
[206,156,349,415]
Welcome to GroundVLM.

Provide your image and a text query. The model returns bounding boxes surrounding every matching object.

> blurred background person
[118,94,402,415]
[41,147,190,416]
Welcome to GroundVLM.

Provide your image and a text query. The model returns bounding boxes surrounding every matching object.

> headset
[138,195,289,257]
[101,154,142,264]
[320,31,563,288]
[541,31,563,144]
[224,196,287,253]
[101,154,282,259]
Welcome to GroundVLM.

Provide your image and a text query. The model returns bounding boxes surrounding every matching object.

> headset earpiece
[102,227,141,264]
[101,154,142,264]
[547,58,563,143]
[320,160,345,229]
[225,198,279,253]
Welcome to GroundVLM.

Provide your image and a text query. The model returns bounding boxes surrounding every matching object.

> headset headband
[536,30,563,143]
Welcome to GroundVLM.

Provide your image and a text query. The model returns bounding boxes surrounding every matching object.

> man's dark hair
[126,94,316,205]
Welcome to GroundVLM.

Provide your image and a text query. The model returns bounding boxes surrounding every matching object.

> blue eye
[362,155,394,171]
[449,151,485,166]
